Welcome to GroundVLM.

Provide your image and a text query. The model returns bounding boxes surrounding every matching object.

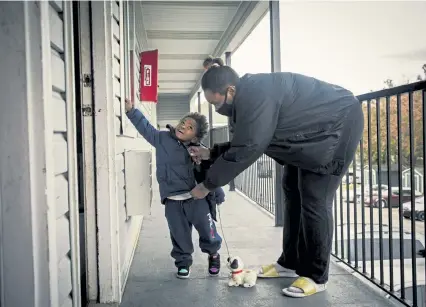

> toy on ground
[226,256,257,288]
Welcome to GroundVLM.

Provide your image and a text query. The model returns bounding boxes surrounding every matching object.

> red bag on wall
[139,49,159,103]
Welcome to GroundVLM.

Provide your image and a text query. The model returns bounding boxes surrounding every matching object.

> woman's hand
[125,99,134,113]
[190,183,210,199]
[213,187,225,204]
[188,146,211,164]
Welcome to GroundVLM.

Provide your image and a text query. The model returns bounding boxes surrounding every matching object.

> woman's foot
[176,266,191,279]
[282,277,327,298]
[257,263,299,278]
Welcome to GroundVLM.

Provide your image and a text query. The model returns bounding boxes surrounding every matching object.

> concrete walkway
[120,187,397,307]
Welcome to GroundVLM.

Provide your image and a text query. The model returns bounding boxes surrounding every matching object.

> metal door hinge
[82,105,93,116]
[83,74,92,87]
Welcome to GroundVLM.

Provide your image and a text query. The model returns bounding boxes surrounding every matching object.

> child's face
[175,117,198,142]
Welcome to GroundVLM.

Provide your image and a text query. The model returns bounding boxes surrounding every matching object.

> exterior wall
[0,3,50,306]
[0,2,80,306]
[48,2,81,306]
[117,0,156,293]
[0,1,267,306]
[91,1,155,303]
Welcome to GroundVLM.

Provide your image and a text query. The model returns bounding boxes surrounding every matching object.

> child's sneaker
[176,266,190,279]
[208,253,221,276]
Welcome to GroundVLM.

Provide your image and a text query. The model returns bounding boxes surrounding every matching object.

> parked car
[341,185,362,203]
[364,186,416,208]
[403,197,425,221]
[342,184,388,204]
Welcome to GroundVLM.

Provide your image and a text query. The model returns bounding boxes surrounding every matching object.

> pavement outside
[120,186,399,307]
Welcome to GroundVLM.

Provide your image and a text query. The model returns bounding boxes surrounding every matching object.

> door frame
[91,1,122,303]
[74,1,99,301]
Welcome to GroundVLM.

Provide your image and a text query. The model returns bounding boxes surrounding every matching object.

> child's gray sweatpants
[164,198,222,268]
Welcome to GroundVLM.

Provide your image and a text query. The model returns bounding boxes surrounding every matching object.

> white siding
[113,0,123,136]
[48,2,80,306]
[49,3,72,305]
[91,1,155,302]
[0,2,80,306]
[112,5,130,286]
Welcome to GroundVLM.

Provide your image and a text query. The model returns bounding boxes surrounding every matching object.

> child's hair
[203,56,224,69]
[183,112,209,141]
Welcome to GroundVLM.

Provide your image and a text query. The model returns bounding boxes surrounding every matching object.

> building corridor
[120,186,397,307]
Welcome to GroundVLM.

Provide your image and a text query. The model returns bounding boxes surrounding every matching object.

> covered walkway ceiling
[139,1,268,98]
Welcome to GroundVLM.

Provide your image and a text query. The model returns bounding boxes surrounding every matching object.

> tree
[361,91,423,169]
[359,65,426,171]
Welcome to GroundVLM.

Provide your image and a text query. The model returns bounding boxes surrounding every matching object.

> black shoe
[208,253,221,276]
[176,266,190,279]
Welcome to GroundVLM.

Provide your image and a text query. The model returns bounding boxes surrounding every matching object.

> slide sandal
[282,277,327,298]
[257,264,299,278]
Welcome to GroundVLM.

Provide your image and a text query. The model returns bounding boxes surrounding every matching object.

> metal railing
[234,154,277,214]
[334,81,426,307]
[208,81,426,307]
[203,125,229,147]
[211,125,229,145]
[208,125,277,213]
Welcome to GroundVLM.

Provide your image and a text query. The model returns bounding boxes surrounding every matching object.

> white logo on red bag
[144,65,152,86]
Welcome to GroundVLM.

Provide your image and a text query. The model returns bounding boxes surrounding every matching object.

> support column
[269,0,284,227]
[197,91,201,113]
[225,51,236,191]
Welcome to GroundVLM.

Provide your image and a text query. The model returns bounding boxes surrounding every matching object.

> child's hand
[125,99,134,113]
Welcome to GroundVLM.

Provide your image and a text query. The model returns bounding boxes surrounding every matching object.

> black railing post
[270,0,284,226]
[225,51,236,191]
[197,91,201,113]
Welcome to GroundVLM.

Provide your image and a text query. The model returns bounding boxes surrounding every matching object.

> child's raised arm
[125,99,159,147]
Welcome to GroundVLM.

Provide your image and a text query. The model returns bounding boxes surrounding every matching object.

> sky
[232,1,426,95]
[196,1,426,125]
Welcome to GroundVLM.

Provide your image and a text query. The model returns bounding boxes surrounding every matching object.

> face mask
[214,88,233,117]
[215,102,233,117]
